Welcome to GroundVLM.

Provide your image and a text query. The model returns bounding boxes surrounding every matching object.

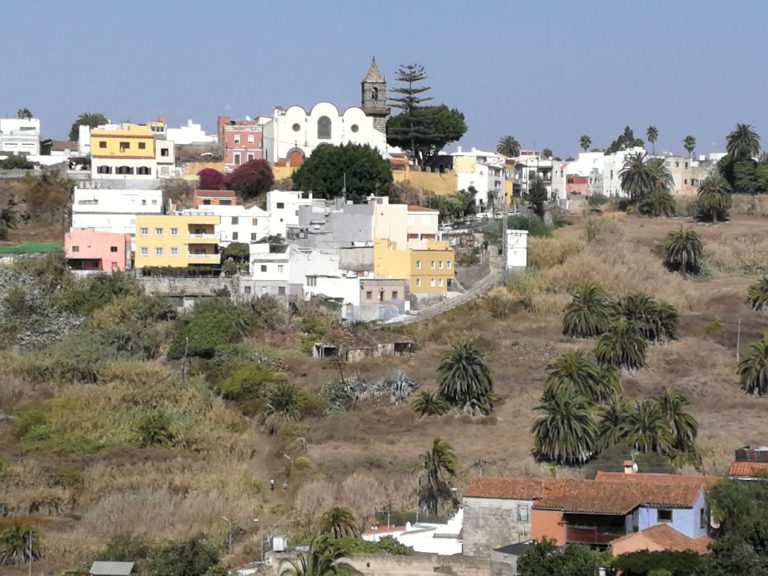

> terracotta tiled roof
[464,477,546,500]
[194,189,236,198]
[595,472,721,490]
[611,524,712,554]
[728,461,768,478]
[407,205,438,212]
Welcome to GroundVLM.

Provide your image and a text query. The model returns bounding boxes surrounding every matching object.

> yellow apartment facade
[374,238,455,296]
[134,214,220,268]
[91,123,157,178]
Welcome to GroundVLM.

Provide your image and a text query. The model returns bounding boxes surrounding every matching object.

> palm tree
[532,391,597,465]
[497,135,521,158]
[411,390,449,417]
[542,148,553,159]
[319,507,358,539]
[619,152,657,203]
[683,135,696,158]
[68,112,109,142]
[657,388,698,451]
[437,341,494,415]
[647,157,674,191]
[414,437,458,515]
[738,334,768,396]
[646,126,659,155]
[595,318,647,370]
[664,226,703,278]
[637,189,675,217]
[726,123,761,161]
[746,277,768,311]
[0,524,41,566]
[279,535,357,576]
[696,175,732,223]
[543,350,621,403]
[562,282,617,338]
[597,395,629,450]
[16,108,32,120]
[621,399,673,453]
[579,135,592,152]
[617,293,678,343]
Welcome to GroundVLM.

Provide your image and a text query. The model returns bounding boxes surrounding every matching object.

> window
[140,247,148,256]
[142,199,147,206]
[251,233,257,241]
[155,247,163,256]
[517,505,529,522]
[658,509,673,523]
[366,291,373,300]
[232,232,239,241]
[97,165,112,174]
[203,199,211,205]
[684,179,688,185]
[247,153,254,162]
[416,260,421,269]
[447,261,452,269]
[371,87,378,100]
[98,141,107,149]
[278,265,283,272]
[430,278,436,287]
[170,247,178,256]
[140,227,149,235]
[276,202,285,209]
[317,116,331,140]
[685,162,689,169]
[351,124,359,133]
[233,153,241,165]
[155,228,163,235]
[416,278,421,287]
[307,277,317,287]
[278,286,286,295]
[247,135,254,144]
[392,291,399,299]
[234,134,240,144]
[72,245,80,252]
[244,286,251,295]
[260,265,267,272]
[137,166,151,175]
[431,261,436,269]
[700,508,707,530]
[232,217,239,225]
[170,227,178,236]
[439,278,444,287]
[675,161,680,168]
[119,141,130,151]
[439,261,444,269]
[292,123,301,132]
[221,200,231,205]
[161,148,169,157]
[110,246,118,253]
[138,142,146,150]
[251,218,258,225]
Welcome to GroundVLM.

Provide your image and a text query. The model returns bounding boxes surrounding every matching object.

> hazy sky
[3,0,766,157]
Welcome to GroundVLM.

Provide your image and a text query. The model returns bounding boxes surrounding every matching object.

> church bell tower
[361,57,390,133]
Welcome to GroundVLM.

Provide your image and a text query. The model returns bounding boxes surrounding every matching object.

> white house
[166,120,218,145]
[246,243,290,298]
[181,204,270,247]
[452,147,506,210]
[362,509,463,556]
[266,190,314,238]
[71,186,164,248]
[0,117,40,156]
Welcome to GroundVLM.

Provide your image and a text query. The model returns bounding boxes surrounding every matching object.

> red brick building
[217,116,264,173]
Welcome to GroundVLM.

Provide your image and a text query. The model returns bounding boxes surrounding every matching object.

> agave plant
[746,277,768,311]
[376,370,420,404]
[595,318,647,370]
[562,282,617,338]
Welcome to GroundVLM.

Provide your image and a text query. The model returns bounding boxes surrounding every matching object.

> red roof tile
[728,461,768,478]
[464,477,546,500]
[611,524,712,554]
[407,205,438,212]
[194,189,236,198]
[595,472,721,490]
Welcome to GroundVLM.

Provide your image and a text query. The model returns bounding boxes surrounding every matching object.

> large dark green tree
[606,126,644,155]
[386,64,467,167]
[657,387,698,452]
[518,538,611,576]
[616,293,678,343]
[524,176,548,218]
[414,437,458,515]
[533,391,597,465]
[147,536,219,576]
[319,507,358,539]
[726,123,761,161]
[292,143,393,202]
[68,112,108,141]
[437,341,494,415]
[683,135,696,158]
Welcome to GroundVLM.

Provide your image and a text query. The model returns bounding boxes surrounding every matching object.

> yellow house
[135,214,220,269]
[374,238,455,296]
[91,123,158,178]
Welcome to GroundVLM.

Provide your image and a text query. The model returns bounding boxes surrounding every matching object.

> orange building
[192,189,237,208]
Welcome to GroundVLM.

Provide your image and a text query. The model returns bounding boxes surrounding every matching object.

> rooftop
[595,471,721,490]
[408,205,438,213]
[363,57,384,83]
[90,561,135,576]
[728,461,768,478]
[194,189,236,198]
[610,524,712,554]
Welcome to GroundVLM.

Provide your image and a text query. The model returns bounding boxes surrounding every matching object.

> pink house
[217,116,264,173]
[64,228,131,272]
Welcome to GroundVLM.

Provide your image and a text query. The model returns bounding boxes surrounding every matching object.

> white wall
[166,120,217,145]
[506,230,528,269]
[0,117,40,156]
[267,190,313,237]
[249,244,290,282]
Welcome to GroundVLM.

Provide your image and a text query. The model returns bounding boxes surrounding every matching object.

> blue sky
[2,0,766,157]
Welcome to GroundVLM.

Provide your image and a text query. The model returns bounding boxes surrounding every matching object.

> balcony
[566,525,625,546]
[187,232,219,243]
[187,253,220,261]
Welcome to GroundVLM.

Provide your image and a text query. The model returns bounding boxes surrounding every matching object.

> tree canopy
[606,126,644,155]
[69,112,108,141]
[228,159,274,200]
[292,143,392,202]
[387,105,467,167]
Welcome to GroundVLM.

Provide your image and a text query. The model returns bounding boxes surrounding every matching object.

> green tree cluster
[606,126,644,155]
[518,538,612,576]
[619,152,674,214]
[718,123,767,195]
[292,143,392,202]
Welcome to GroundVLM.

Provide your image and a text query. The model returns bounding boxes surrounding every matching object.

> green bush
[54,273,141,315]
[136,411,176,448]
[147,536,219,576]
[506,214,554,237]
[587,193,610,206]
[12,409,49,440]
[613,550,703,576]
[335,535,412,556]
[167,298,250,360]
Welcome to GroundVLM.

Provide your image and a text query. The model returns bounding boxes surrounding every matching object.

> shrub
[12,408,49,440]
[411,390,450,417]
[528,238,582,269]
[485,288,521,319]
[54,273,141,315]
[506,214,554,237]
[613,550,703,576]
[217,364,281,402]
[335,535,412,556]
[587,193,610,207]
[136,410,176,448]
[167,298,250,360]
[583,215,621,243]
[147,536,219,576]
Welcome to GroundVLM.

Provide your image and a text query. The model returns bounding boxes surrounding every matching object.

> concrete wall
[393,167,458,195]
[463,497,532,557]
[138,275,239,296]
[530,509,565,545]
[342,553,494,576]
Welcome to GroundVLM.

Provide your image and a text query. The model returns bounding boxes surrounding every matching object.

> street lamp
[283,453,294,476]
[222,516,232,552]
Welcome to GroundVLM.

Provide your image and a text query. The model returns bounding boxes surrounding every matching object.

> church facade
[261,59,390,167]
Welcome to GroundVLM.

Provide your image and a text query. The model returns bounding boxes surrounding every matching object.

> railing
[566,526,624,546]
[188,233,218,239]
[188,253,220,260]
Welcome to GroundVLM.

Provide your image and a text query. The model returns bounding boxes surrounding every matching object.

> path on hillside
[390,254,503,326]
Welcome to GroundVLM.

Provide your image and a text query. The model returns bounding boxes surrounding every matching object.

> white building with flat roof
[181,204,270,247]
[0,117,40,156]
[166,119,218,145]
[266,190,314,238]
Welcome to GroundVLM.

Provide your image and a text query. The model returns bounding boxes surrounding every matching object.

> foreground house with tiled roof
[462,471,715,557]
[728,445,768,480]
[611,524,711,556]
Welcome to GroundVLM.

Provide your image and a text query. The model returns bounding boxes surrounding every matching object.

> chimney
[623,460,638,474]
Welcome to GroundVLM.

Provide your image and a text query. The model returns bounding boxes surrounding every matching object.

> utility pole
[221,516,232,552]
[736,317,742,362]
[181,336,189,382]
[28,528,32,576]
[501,171,508,283]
